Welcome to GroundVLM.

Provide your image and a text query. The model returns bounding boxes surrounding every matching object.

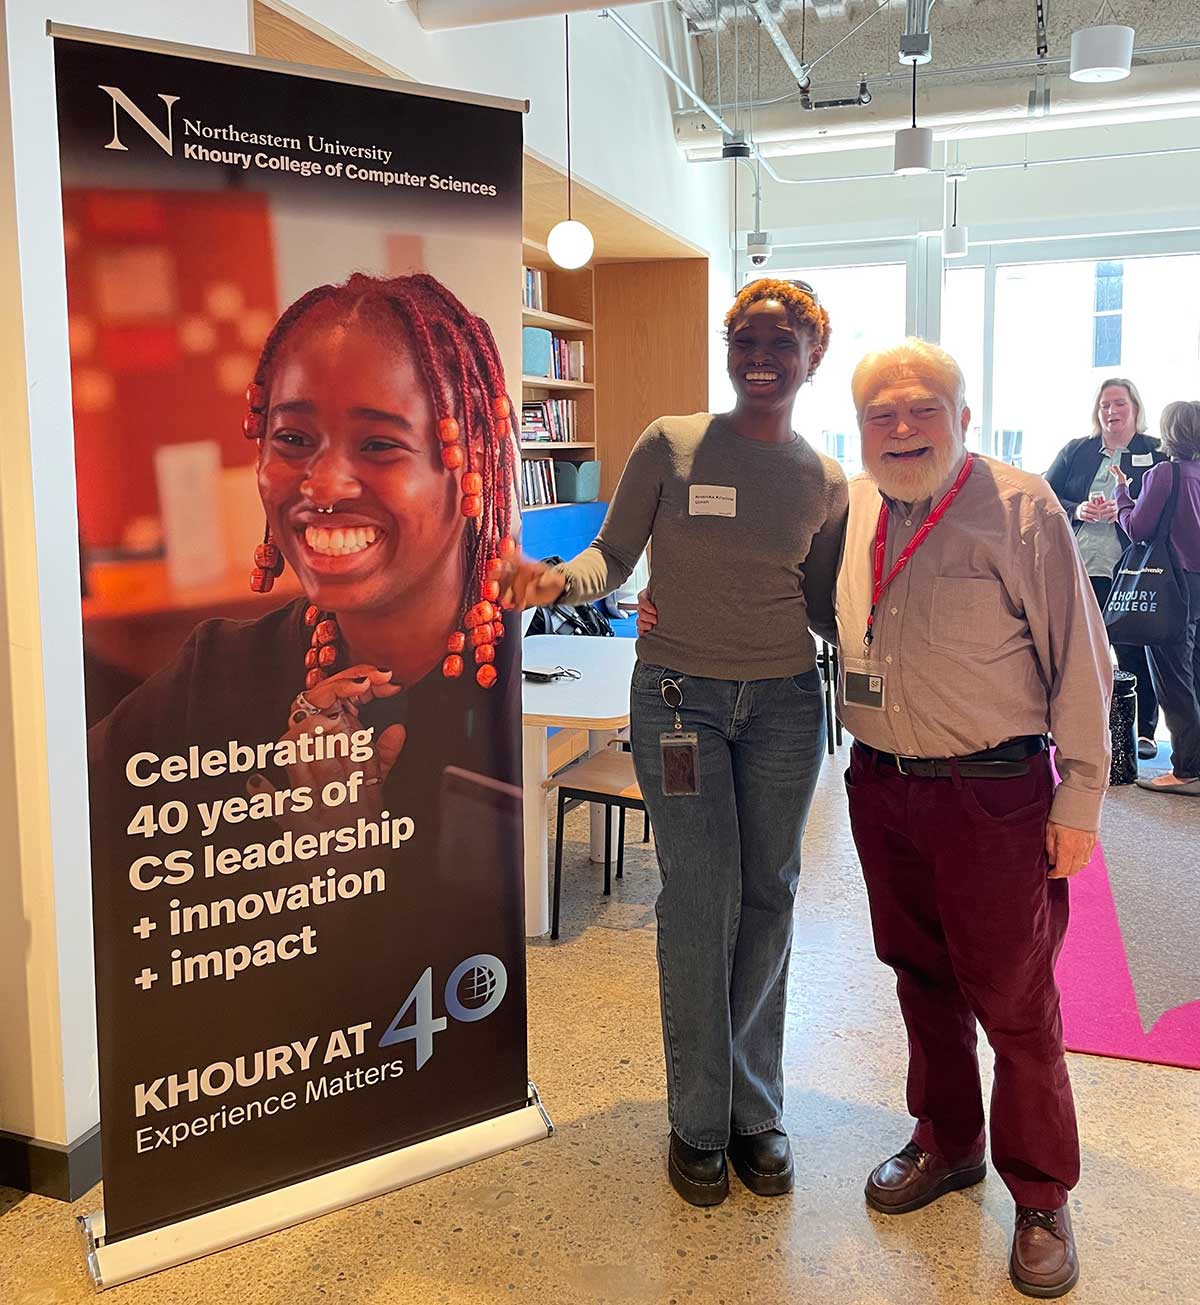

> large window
[937,245,1200,474]
[753,236,1200,479]
[940,265,986,452]
[769,262,908,475]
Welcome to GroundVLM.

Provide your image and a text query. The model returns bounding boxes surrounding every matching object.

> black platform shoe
[728,1128,794,1196]
[667,1131,729,1206]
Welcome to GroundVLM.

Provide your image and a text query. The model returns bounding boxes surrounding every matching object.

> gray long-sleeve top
[557,412,849,681]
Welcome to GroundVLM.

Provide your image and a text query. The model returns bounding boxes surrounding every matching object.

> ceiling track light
[894,61,933,174]
[547,14,594,270]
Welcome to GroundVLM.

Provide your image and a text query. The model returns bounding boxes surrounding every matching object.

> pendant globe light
[894,61,933,175]
[547,14,594,270]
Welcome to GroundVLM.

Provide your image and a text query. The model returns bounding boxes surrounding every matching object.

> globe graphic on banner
[457,964,498,1011]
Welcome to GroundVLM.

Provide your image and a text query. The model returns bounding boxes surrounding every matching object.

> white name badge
[1131,453,1154,467]
[689,485,737,517]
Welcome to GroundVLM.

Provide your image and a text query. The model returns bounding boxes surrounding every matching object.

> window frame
[747,227,1200,472]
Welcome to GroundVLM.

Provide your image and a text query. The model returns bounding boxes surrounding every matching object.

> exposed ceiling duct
[674,58,1200,158]
[411,0,643,31]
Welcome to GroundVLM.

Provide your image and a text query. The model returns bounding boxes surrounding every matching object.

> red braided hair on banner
[244,273,516,690]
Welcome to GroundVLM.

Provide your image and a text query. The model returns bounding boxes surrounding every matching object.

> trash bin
[1109,669,1138,786]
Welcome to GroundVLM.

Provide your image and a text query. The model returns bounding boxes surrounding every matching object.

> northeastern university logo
[98,85,179,154]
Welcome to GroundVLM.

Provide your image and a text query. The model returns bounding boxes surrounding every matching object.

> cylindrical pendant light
[943,223,969,258]
[895,127,933,175]
[548,15,594,269]
[943,175,968,257]
[894,62,932,175]
[1070,24,1134,82]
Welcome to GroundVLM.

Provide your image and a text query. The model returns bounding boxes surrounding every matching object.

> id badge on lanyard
[659,677,700,796]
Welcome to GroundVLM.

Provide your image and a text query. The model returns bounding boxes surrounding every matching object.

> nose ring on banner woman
[658,677,700,797]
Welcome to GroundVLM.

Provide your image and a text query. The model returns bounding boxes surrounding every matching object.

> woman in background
[1045,378,1167,757]
[1113,400,1200,795]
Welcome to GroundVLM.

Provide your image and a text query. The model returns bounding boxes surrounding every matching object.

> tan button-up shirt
[836,454,1113,831]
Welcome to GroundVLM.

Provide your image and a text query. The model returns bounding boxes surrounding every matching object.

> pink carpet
[1056,845,1200,1070]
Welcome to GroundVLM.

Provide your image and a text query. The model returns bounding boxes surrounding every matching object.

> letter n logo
[97,86,180,155]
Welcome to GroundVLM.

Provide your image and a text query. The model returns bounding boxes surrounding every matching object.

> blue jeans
[629,662,826,1149]
[1146,571,1200,778]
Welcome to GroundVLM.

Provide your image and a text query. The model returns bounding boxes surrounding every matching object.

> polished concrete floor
[3,738,1199,1304]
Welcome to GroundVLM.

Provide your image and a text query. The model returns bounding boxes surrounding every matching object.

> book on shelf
[521,329,586,382]
[522,266,547,312]
[520,398,577,443]
[552,337,586,382]
[520,457,558,508]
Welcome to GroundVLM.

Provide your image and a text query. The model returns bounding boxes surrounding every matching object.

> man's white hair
[852,338,967,420]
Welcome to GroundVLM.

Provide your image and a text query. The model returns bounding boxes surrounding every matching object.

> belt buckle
[894,753,908,776]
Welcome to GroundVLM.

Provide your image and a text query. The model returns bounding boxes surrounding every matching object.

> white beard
[865,436,966,503]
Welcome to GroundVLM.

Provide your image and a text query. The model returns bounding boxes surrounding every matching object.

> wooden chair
[547,748,647,940]
[615,726,651,844]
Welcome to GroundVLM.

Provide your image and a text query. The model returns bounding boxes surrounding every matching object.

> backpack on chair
[525,556,614,637]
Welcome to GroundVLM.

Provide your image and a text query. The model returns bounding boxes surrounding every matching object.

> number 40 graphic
[378,954,508,1070]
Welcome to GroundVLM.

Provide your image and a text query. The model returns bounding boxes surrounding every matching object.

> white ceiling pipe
[674,61,1200,155]
[749,1,811,88]
[412,0,642,31]
[602,7,790,182]
[713,142,1200,189]
[687,98,1200,159]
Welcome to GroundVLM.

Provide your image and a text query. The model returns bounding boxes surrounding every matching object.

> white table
[521,634,639,936]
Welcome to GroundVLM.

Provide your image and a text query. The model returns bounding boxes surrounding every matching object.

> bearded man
[841,339,1111,1298]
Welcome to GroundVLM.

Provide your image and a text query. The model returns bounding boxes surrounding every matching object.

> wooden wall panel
[593,260,710,501]
[252,3,397,76]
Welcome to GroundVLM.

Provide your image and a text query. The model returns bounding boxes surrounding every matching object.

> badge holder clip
[659,678,699,796]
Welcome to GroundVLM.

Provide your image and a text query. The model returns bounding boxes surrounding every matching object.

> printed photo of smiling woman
[89,269,522,868]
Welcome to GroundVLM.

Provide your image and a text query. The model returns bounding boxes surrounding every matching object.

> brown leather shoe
[865,1140,987,1214]
[1009,1205,1079,1298]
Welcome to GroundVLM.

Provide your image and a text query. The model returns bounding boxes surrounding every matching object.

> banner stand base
[78,1083,553,1291]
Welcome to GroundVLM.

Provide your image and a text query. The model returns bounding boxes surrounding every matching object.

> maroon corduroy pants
[846,743,1079,1210]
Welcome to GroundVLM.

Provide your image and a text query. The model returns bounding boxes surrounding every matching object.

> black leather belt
[860,735,1047,780]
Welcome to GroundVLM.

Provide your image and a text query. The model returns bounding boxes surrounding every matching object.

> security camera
[747,231,772,266]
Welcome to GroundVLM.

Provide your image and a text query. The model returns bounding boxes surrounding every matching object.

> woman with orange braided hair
[500,279,847,1207]
[90,270,522,890]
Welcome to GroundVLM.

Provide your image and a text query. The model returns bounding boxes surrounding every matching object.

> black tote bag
[1104,462,1189,646]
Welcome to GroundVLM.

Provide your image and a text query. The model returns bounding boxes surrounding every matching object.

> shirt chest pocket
[928,577,1004,652]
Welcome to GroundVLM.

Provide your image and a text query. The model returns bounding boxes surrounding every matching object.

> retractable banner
[50,29,544,1284]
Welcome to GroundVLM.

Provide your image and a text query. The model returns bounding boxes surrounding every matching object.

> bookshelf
[519,242,709,512]
[521,376,594,392]
[520,441,595,452]
[522,308,593,334]
[520,239,598,508]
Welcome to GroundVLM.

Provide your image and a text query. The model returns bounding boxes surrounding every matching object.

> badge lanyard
[659,677,700,796]
[863,453,976,650]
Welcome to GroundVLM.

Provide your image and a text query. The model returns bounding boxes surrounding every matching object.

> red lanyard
[864,453,975,649]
